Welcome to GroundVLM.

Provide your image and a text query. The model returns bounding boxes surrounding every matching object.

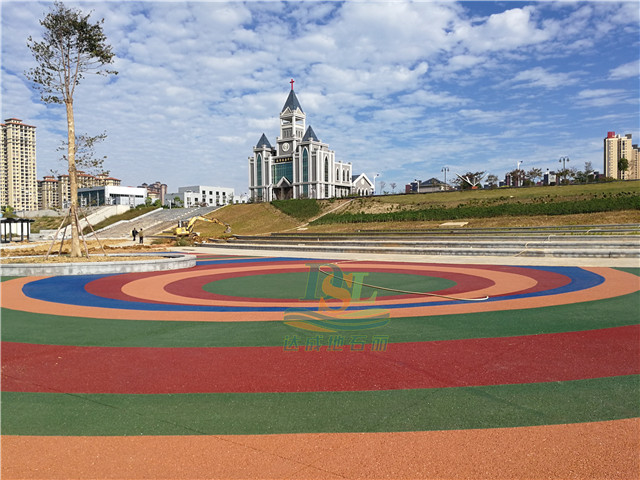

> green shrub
[311,194,640,225]
[271,198,321,221]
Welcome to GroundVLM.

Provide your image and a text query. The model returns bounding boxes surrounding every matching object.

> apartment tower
[1,118,38,212]
[604,132,639,180]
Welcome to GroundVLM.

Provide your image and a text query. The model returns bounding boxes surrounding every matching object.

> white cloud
[508,67,578,89]
[609,60,640,80]
[2,1,638,192]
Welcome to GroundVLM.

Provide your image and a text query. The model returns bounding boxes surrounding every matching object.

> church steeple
[281,79,304,113]
[281,89,303,114]
[279,80,306,143]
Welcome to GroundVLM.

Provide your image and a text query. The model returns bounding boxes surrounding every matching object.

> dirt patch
[1,255,168,264]
[1,239,171,263]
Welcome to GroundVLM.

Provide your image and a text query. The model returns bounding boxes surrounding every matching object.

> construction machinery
[175,216,231,237]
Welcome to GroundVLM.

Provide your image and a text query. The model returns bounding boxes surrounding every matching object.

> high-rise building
[38,175,60,210]
[1,118,38,212]
[604,132,639,180]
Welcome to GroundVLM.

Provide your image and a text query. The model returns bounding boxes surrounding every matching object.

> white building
[352,174,374,196]
[1,118,37,212]
[248,84,355,202]
[604,131,639,180]
[78,185,147,207]
[167,185,235,208]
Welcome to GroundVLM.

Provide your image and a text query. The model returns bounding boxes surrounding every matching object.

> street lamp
[441,167,449,191]
[559,156,570,184]
[516,161,523,187]
[373,173,380,195]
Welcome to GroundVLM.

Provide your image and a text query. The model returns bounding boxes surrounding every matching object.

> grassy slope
[184,182,640,237]
[195,203,300,238]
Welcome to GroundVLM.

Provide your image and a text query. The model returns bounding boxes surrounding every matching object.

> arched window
[324,158,329,182]
[302,149,309,182]
[302,148,309,196]
[256,154,262,186]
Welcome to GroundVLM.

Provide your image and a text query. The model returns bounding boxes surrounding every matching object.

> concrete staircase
[198,224,640,258]
[89,206,223,239]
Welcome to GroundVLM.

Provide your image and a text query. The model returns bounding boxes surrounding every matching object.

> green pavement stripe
[2,290,639,347]
[2,376,637,436]
[203,271,455,299]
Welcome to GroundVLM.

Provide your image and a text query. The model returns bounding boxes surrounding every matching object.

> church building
[248,82,357,201]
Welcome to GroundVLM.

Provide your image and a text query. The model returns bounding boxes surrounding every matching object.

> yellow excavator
[175,216,231,237]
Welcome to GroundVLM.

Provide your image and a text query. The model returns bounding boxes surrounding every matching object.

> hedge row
[311,195,640,225]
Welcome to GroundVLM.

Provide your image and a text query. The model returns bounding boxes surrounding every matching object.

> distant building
[78,185,146,207]
[604,132,639,180]
[249,82,362,201]
[1,118,37,213]
[166,185,235,208]
[352,174,374,196]
[406,178,447,194]
[139,181,168,204]
[543,170,558,186]
[38,171,121,210]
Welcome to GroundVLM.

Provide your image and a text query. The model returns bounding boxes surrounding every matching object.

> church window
[257,154,262,186]
[324,158,329,182]
[272,161,293,183]
[302,149,309,183]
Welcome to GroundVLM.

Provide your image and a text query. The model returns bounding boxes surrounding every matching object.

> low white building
[352,174,374,196]
[78,185,147,207]
[166,185,235,208]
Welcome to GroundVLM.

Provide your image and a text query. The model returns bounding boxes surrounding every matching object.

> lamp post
[516,161,523,187]
[441,167,449,191]
[559,156,570,184]
[373,173,380,195]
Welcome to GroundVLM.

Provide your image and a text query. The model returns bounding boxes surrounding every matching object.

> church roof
[281,89,304,113]
[256,133,272,149]
[302,126,319,142]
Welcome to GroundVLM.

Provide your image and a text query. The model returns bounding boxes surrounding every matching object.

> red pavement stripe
[84,262,568,305]
[159,267,497,303]
[2,325,637,394]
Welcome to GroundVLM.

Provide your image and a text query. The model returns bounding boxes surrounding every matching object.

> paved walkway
[2,249,638,479]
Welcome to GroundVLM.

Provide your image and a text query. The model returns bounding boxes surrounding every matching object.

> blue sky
[2,1,639,195]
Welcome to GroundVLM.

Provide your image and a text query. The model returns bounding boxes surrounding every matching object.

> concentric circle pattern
[2,254,639,479]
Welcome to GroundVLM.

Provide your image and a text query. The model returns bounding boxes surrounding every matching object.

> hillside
[190,182,640,238]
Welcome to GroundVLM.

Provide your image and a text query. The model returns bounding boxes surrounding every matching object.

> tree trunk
[66,99,82,257]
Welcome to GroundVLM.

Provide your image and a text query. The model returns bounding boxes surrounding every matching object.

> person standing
[132,228,138,241]
[138,228,144,244]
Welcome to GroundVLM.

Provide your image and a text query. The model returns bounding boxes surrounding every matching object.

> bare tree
[485,174,499,188]
[390,182,397,193]
[26,2,116,256]
[57,131,109,176]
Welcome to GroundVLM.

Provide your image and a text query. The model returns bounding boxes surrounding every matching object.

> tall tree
[26,2,116,256]
[527,168,543,185]
[618,158,629,180]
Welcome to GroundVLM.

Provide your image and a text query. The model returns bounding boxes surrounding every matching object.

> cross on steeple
[290,78,295,90]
